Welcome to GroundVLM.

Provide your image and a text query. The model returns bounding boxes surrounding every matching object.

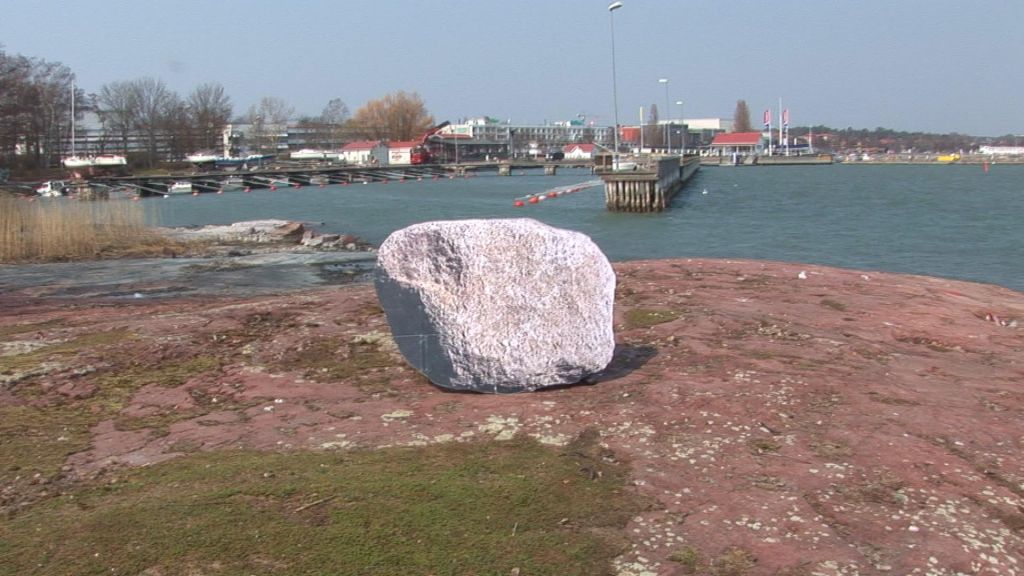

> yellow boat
[937,153,961,164]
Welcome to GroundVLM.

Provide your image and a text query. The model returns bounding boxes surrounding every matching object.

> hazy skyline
[4,0,1022,136]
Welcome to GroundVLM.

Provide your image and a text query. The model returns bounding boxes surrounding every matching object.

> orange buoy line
[512,179,603,207]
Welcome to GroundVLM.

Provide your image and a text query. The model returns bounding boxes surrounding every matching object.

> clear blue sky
[3,0,1022,136]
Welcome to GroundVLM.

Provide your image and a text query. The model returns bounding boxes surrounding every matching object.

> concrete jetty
[595,155,700,212]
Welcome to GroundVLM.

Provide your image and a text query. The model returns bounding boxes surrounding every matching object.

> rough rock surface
[375,219,615,393]
[3,258,1024,574]
[161,219,307,244]
[159,219,367,251]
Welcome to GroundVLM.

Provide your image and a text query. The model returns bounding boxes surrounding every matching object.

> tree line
[0,47,434,173]
[731,99,1016,153]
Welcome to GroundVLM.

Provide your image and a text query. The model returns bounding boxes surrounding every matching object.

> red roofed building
[341,141,388,166]
[708,132,767,157]
[563,143,597,160]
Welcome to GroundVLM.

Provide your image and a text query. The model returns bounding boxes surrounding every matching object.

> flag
[783,109,790,128]
[763,109,771,128]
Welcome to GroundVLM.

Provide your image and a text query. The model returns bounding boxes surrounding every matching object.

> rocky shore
[2,255,1023,574]
[1,220,378,299]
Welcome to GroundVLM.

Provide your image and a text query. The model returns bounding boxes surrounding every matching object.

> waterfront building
[563,144,598,160]
[706,132,768,157]
[341,141,388,166]
[978,145,1024,156]
[437,117,614,159]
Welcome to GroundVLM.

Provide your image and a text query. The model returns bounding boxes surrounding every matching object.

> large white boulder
[375,218,616,393]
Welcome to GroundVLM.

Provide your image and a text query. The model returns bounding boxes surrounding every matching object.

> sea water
[149,164,1024,292]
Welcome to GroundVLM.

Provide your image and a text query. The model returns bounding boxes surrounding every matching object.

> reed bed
[0,196,178,262]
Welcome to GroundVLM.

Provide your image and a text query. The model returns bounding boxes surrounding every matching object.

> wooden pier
[88,160,589,197]
[595,155,700,212]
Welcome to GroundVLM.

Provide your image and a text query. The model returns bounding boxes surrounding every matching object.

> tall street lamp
[658,78,669,153]
[609,1,623,169]
[676,100,684,154]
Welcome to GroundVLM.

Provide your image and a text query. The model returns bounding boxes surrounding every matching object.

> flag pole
[783,106,790,156]
[778,98,783,158]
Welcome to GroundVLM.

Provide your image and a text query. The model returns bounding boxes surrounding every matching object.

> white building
[443,117,613,156]
[387,141,418,165]
[978,145,1024,156]
[563,144,598,160]
[684,118,734,132]
[341,141,388,166]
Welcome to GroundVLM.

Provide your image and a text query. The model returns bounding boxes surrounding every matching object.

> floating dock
[701,153,834,167]
[595,155,700,212]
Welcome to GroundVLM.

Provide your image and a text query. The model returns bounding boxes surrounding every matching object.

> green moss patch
[624,308,683,330]
[0,329,133,377]
[278,336,400,384]
[0,318,66,339]
[1,435,641,576]
[2,338,226,504]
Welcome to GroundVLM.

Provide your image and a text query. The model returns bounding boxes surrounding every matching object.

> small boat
[214,154,274,169]
[186,152,220,163]
[220,176,246,190]
[290,149,327,161]
[93,154,128,167]
[62,156,93,168]
[36,180,67,197]
[167,181,193,195]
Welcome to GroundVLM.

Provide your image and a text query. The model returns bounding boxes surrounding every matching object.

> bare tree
[733,100,753,133]
[246,97,294,154]
[126,78,177,166]
[351,91,433,141]
[187,83,232,152]
[97,80,137,156]
[0,49,74,168]
[30,61,75,167]
[319,98,350,148]
[0,49,33,162]
[161,95,192,161]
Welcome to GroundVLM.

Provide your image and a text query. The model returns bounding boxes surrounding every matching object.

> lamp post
[658,78,669,153]
[608,1,623,169]
[676,100,684,154]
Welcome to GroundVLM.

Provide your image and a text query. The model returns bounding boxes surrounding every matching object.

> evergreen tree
[733,100,753,133]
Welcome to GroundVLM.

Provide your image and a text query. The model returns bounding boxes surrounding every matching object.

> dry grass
[0,195,184,262]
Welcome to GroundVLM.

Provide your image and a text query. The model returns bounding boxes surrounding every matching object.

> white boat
[186,152,220,163]
[290,149,327,160]
[167,181,193,194]
[62,156,93,168]
[220,176,245,190]
[36,180,67,197]
[93,154,127,167]
[61,82,127,170]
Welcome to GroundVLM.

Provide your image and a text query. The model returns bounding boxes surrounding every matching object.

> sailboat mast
[70,79,76,156]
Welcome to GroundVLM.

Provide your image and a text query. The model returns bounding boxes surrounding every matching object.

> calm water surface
[149,164,1024,291]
